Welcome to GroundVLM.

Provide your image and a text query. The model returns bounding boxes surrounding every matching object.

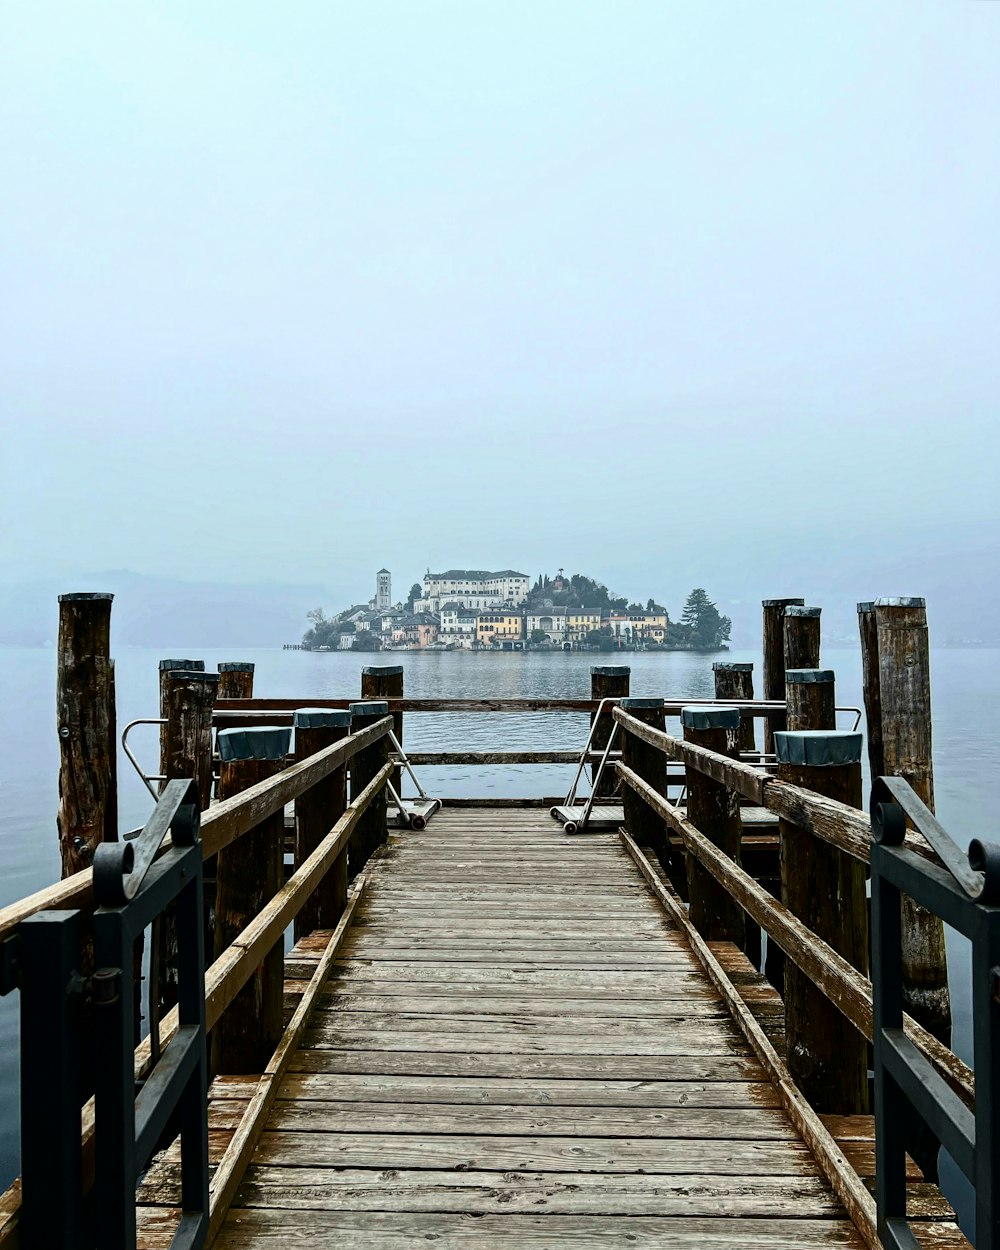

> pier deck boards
[137,808,966,1249]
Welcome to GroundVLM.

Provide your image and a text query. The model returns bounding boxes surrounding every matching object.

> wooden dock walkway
[136,808,962,1248]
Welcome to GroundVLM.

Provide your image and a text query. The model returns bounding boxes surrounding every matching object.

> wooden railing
[0,715,394,1249]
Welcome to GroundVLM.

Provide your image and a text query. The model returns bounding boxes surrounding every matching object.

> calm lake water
[1,643,996,1224]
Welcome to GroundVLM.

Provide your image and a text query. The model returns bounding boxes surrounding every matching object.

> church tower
[376,568,391,611]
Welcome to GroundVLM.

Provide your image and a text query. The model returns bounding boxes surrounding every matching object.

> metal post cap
[293,707,352,729]
[349,700,390,716]
[362,665,403,676]
[591,665,631,676]
[681,705,741,730]
[874,597,926,609]
[159,658,205,671]
[856,601,875,614]
[713,662,753,672]
[785,669,835,684]
[58,592,114,602]
[774,731,863,767]
[762,598,805,607]
[218,662,255,673]
[784,605,821,618]
[619,697,663,710]
[218,726,292,762]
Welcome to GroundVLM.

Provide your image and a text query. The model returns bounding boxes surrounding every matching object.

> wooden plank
[299,1027,748,1056]
[315,992,729,1018]
[303,1010,732,1038]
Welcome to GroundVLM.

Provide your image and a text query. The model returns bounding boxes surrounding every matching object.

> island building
[607,611,668,644]
[417,569,530,613]
[476,611,523,647]
[375,568,392,611]
[438,604,479,644]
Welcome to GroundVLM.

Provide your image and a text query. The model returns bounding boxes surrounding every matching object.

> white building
[526,608,568,644]
[375,568,392,611]
[421,568,529,613]
[439,603,479,647]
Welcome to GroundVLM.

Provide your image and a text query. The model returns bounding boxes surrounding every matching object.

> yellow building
[565,612,603,644]
[477,612,523,646]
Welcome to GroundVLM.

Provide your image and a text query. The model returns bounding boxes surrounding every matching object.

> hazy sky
[2,3,997,613]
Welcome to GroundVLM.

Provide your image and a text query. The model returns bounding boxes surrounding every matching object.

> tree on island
[407,583,421,609]
[352,630,382,652]
[680,588,731,649]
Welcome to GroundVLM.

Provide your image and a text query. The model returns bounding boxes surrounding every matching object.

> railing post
[590,665,630,796]
[618,698,670,870]
[293,708,352,940]
[875,596,950,1048]
[159,670,219,1017]
[786,668,836,732]
[783,604,821,670]
[348,702,390,876]
[775,729,869,1113]
[712,662,755,753]
[217,661,255,700]
[762,598,803,754]
[362,665,403,795]
[681,706,745,947]
[56,592,116,876]
[213,726,291,1074]
[158,658,204,794]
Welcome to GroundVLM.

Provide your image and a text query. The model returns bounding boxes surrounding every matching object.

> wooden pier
[0,595,992,1250]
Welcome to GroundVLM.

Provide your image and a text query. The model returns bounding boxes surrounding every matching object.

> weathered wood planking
[131,807,967,1250]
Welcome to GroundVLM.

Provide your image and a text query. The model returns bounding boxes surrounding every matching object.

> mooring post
[775,729,869,1113]
[681,706,745,947]
[786,668,836,732]
[712,662,755,753]
[361,665,403,795]
[56,592,116,876]
[618,697,671,872]
[217,661,255,700]
[293,708,352,940]
[590,665,630,796]
[159,670,219,1016]
[784,604,821,670]
[213,725,291,1074]
[874,596,951,1048]
[158,658,204,793]
[761,598,803,754]
[348,701,391,877]
[856,603,884,783]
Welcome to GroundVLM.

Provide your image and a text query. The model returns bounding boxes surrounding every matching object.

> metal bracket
[93,778,200,907]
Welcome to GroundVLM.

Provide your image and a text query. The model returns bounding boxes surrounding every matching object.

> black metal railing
[9,779,209,1250]
[872,775,1000,1250]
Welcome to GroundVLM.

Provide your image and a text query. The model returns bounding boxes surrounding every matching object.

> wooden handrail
[613,706,932,865]
[0,756,393,1248]
[0,717,392,943]
[616,762,974,1110]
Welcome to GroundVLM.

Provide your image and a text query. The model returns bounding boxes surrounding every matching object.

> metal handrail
[121,718,167,800]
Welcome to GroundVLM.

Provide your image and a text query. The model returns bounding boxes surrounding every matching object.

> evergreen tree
[407,583,421,609]
[680,588,731,648]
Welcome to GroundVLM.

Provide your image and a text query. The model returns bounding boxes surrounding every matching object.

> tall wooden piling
[159,670,219,1015]
[856,602,884,782]
[361,666,403,796]
[775,729,869,1114]
[213,726,291,1074]
[681,706,745,947]
[293,708,352,940]
[590,665,630,796]
[783,605,821,670]
[875,597,951,1047]
[618,698,671,872]
[348,701,390,877]
[712,662,755,753]
[786,669,836,733]
[56,592,115,876]
[218,661,255,700]
[762,598,803,753]
[158,659,204,793]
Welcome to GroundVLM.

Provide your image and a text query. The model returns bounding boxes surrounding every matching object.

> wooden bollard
[590,665,630,796]
[348,701,391,877]
[56,592,116,876]
[218,661,255,700]
[159,670,219,1016]
[783,604,821,670]
[293,707,352,940]
[361,665,403,796]
[775,729,868,1114]
[618,698,671,872]
[158,659,203,792]
[681,706,745,947]
[856,602,884,783]
[874,596,950,1047]
[761,598,803,754]
[213,725,291,1074]
[712,662,755,753]
[786,668,836,732]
